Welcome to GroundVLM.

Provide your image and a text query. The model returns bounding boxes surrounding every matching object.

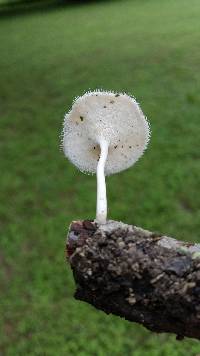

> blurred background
[0,0,200,354]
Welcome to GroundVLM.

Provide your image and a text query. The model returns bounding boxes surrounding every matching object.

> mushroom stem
[96,139,109,224]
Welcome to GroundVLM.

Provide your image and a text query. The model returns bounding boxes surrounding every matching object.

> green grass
[0,0,200,354]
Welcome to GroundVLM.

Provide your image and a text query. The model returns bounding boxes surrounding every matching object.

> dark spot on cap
[93,146,96,150]
[129,146,132,149]
[103,106,107,108]
[96,94,98,96]
[114,145,118,149]
[80,116,84,121]
[115,94,120,97]
[110,100,114,104]
[122,145,124,148]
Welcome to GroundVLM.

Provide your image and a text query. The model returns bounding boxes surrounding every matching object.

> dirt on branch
[66,220,200,340]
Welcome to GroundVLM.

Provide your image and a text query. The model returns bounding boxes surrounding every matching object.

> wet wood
[67,220,200,340]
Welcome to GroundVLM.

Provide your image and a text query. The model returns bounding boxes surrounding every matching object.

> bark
[66,220,200,340]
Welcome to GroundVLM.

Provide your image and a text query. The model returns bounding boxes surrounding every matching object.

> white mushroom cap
[63,90,150,175]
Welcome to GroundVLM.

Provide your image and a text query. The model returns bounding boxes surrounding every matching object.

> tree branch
[66,220,200,340]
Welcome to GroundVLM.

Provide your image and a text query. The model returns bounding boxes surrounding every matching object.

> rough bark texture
[66,220,200,340]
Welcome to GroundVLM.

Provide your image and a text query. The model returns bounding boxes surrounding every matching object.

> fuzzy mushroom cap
[63,90,150,175]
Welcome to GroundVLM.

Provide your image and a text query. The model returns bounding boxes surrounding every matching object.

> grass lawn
[0,0,200,354]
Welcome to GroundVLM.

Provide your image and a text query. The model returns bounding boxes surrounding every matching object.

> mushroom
[62,90,150,225]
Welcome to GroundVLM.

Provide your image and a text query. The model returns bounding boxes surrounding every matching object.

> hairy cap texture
[63,90,150,175]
